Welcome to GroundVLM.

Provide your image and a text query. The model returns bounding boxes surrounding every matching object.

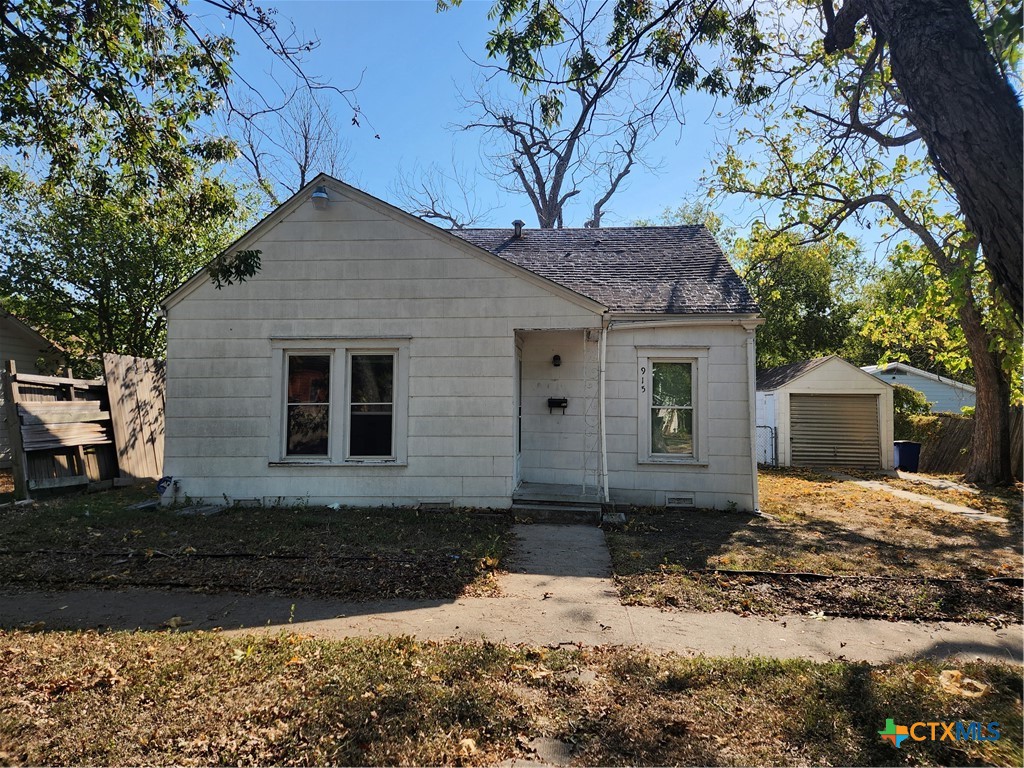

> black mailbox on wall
[547,397,568,414]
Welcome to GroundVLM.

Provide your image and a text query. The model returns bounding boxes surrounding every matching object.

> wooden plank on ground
[28,474,89,491]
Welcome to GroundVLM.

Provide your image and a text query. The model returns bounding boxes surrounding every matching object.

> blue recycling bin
[893,441,922,472]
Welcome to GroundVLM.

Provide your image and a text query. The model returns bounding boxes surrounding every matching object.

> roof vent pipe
[512,219,525,238]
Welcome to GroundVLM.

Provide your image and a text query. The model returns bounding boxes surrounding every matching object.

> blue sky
[225,0,745,229]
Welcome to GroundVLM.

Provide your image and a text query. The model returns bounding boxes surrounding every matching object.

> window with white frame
[348,353,395,458]
[637,348,708,464]
[650,361,693,457]
[273,340,408,464]
[285,354,332,456]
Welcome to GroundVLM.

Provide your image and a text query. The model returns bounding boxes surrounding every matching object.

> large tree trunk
[826,0,1024,321]
[957,292,1013,485]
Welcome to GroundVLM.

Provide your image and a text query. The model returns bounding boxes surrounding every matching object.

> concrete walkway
[1,524,1020,665]
[896,470,980,495]
[829,472,1006,523]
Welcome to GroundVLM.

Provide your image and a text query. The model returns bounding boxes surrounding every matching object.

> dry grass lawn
[608,468,1023,621]
[0,631,1020,767]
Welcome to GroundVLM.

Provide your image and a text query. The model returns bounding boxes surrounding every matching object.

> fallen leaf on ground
[938,670,990,698]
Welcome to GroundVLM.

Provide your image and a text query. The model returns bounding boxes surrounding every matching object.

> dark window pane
[350,354,394,457]
[351,355,393,404]
[652,362,692,407]
[288,356,330,404]
[287,404,329,455]
[651,408,693,456]
[351,412,393,456]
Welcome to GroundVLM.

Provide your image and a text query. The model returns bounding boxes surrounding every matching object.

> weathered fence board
[3,355,165,499]
[919,409,1023,480]
[3,361,117,497]
[103,353,166,482]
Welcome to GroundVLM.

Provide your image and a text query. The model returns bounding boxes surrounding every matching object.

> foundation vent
[665,493,696,509]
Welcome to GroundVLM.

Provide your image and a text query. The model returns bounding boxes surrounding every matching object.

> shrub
[892,384,932,440]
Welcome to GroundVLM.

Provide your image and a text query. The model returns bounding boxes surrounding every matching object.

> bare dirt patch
[0,485,512,601]
[607,468,1023,622]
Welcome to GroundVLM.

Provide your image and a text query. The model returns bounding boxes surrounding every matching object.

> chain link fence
[756,425,777,467]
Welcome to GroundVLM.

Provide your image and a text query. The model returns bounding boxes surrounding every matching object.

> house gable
[163,175,606,316]
[758,355,891,393]
[862,362,975,394]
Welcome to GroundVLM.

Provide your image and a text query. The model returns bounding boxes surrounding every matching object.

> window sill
[638,457,708,467]
[268,460,407,468]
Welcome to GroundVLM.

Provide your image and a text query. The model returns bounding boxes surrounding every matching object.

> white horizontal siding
[603,323,756,510]
[164,184,599,507]
[869,370,975,413]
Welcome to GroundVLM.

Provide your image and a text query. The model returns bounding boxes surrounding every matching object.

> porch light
[552,354,561,367]
[310,185,330,210]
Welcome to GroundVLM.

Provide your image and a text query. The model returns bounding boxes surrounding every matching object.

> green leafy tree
[892,383,932,440]
[735,228,864,368]
[446,0,1022,320]
[637,202,864,368]
[715,1,1020,484]
[440,0,770,227]
[0,0,359,187]
[0,168,253,373]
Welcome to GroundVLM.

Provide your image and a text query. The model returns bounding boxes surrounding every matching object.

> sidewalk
[1,524,1020,665]
[828,472,1007,523]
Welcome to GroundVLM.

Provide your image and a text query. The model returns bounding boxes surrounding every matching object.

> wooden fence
[103,353,165,482]
[3,354,165,499]
[918,409,1023,479]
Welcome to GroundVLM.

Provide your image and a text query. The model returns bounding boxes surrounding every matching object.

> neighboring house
[756,356,894,470]
[861,362,976,414]
[0,306,64,468]
[160,175,762,510]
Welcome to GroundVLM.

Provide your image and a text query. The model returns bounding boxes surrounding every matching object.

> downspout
[745,325,760,513]
[599,315,610,503]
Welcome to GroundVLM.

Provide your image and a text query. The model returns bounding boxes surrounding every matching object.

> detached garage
[755,356,894,470]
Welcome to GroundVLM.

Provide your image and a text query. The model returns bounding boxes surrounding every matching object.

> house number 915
[640,366,646,393]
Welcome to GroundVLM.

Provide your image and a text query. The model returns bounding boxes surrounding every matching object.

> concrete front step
[509,503,602,525]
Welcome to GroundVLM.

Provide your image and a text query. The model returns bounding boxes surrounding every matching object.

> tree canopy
[449,0,1022,319]
[0,167,252,373]
[0,0,358,188]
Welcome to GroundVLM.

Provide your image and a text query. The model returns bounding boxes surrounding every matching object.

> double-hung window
[637,347,708,464]
[650,362,693,457]
[272,340,408,464]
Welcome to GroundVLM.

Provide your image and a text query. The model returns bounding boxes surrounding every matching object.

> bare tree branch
[392,160,497,229]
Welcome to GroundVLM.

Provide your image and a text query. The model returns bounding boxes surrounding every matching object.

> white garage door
[790,394,880,468]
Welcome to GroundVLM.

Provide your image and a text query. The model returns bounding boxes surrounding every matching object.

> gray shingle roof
[451,225,758,315]
[756,357,834,390]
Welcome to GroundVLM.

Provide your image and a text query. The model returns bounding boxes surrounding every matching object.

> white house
[160,175,762,510]
[861,361,975,414]
[756,356,894,470]
[0,306,64,468]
